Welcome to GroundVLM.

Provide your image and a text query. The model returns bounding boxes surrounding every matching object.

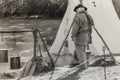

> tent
[50,0,120,57]
[49,0,78,54]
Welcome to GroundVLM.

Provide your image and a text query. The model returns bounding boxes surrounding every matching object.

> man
[70,4,94,68]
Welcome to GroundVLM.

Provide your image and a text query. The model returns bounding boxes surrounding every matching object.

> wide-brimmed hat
[74,4,87,12]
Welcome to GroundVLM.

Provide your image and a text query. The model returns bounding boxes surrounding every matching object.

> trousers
[71,32,89,68]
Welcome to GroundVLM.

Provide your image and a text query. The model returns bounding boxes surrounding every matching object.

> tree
[0,0,68,18]
[2,0,20,17]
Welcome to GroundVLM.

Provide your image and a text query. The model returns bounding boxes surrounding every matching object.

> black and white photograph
[0,0,120,80]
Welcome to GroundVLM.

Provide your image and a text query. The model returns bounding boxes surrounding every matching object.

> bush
[0,0,68,18]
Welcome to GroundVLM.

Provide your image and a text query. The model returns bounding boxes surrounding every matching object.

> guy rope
[93,25,116,62]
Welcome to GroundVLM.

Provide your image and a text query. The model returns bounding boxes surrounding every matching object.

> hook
[13,32,19,56]
[13,32,16,51]
[1,32,3,41]
[102,46,106,52]
[92,1,96,7]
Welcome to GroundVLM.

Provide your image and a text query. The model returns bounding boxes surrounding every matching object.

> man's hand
[71,36,79,44]
[89,35,92,44]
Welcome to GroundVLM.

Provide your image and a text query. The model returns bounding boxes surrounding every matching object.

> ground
[19,65,120,80]
[20,57,120,80]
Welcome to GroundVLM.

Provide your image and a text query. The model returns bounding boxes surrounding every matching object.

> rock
[90,58,115,67]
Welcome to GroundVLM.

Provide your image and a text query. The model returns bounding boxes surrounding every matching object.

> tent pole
[102,46,107,80]
[93,25,116,62]
[54,23,73,64]
[32,29,37,57]
[37,29,55,68]
[79,0,83,4]
[0,30,32,33]
[49,18,73,80]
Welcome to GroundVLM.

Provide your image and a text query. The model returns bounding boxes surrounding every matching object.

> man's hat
[74,4,87,12]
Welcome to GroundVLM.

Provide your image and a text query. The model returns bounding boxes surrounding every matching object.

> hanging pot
[0,50,8,62]
[10,56,21,69]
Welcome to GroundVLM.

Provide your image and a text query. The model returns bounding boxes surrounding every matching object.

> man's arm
[71,14,82,37]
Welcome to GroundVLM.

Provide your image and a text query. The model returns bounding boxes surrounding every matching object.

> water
[0,18,61,30]
[0,18,61,59]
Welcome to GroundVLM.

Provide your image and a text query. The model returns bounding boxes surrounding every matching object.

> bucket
[10,56,21,69]
[0,50,8,62]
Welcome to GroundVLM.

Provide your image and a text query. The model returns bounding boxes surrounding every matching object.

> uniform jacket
[71,11,94,37]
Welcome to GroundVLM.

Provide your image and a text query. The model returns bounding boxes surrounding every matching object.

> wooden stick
[33,29,37,57]
[37,29,55,67]
[0,30,32,33]
[93,25,115,61]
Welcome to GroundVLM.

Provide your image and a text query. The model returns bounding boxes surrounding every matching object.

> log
[17,58,33,79]
[17,56,53,79]
[28,62,37,76]
[22,58,33,77]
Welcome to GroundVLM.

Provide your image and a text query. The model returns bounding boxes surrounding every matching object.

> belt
[79,30,90,33]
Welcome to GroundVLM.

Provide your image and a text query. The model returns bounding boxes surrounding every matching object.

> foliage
[0,0,68,18]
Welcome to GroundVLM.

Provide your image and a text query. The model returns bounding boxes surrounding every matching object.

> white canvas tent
[84,0,120,55]
[50,0,120,56]
[49,0,79,54]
